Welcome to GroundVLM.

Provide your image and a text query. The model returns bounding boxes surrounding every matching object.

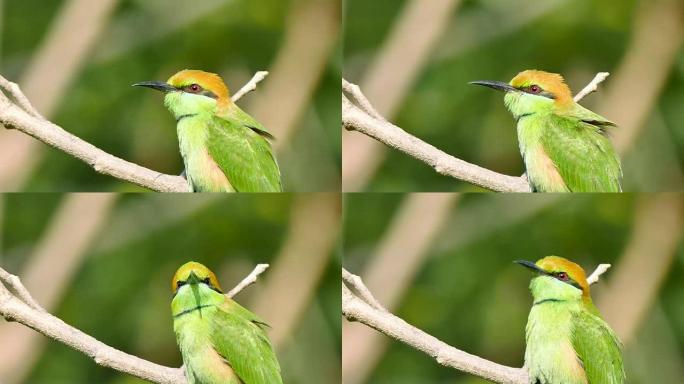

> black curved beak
[469,80,517,93]
[132,81,176,93]
[514,260,547,275]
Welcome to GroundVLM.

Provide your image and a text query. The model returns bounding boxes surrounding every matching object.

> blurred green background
[343,193,684,383]
[0,0,340,191]
[0,193,341,383]
[343,0,684,192]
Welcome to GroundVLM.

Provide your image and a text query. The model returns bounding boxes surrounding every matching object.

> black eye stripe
[518,85,555,99]
[200,90,218,99]
[520,85,541,93]
[177,84,218,99]
[551,272,582,289]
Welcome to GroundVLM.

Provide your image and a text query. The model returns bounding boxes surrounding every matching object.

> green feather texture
[518,112,621,192]
[208,299,283,384]
[571,310,625,384]
[173,281,283,384]
[523,264,625,384]
[493,70,622,192]
[162,79,282,193]
[208,105,282,192]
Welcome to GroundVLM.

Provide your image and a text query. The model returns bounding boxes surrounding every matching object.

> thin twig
[587,263,611,285]
[573,72,610,102]
[342,261,613,383]
[0,71,269,192]
[342,72,610,192]
[343,92,531,192]
[342,269,386,311]
[0,264,269,383]
[231,71,268,102]
[342,79,384,120]
[342,274,528,384]
[226,263,269,298]
[0,269,44,312]
[0,75,42,118]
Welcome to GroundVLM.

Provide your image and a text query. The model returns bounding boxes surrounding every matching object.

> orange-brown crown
[509,70,573,106]
[535,256,590,297]
[167,69,231,101]
[171,261,223,294]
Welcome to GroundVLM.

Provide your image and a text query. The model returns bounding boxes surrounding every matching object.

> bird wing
[206,109,282,192]
[209,298,283,384]
[540,114,622,192]
[568,103,616,128]
[571,309,625,384]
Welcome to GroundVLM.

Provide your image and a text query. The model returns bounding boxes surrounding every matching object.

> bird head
[515,256,592,305]
[470,70,573,119]
[171,261,223,295]
[133,69,232,119]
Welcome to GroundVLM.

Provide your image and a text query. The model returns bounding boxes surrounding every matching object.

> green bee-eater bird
[516,256,625,384]
[471,70,621,192]
[171,261,283,384]
[134,70,282,192]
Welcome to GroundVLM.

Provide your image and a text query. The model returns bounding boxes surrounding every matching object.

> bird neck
[525,299,588,384]
[504,92,575,121]
[530,275,584,305]
[171,283,225,318]
[164,92,218,121]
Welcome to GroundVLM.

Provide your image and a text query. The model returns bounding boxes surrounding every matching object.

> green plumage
[172,272,282,384]
[571,309,624,384]
[176,103,281,192]
[471,70,622,192]
[520,257,625,384]
[525,296,624,384]
[135,70,282,192]
[517,111,621,192]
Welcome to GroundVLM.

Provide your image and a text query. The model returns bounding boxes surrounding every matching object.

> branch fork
[0,71,268,192]
[342,72,610,192]
[0,263,270,384]
[342,263,612,384]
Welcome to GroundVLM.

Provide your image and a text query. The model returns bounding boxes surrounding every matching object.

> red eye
[556,272,568,280]
[186,84,201,93]
[530,85,541,93]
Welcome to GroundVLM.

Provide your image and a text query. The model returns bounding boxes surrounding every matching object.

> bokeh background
[0,193,341,384]
[343,0,684,192]
[343,193,684,383]
[0,0,340,191]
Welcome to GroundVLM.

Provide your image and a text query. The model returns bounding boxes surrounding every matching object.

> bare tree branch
[0,77,42,119]
[342,72,610,192]
[226,263,269,298]
[0,194,118,383]
[0,269,44,312]
[342,193,459,384]
[342,263,612,383]
[0,0,120,190]
[342,0,463,190]
[342,79,384,121]
[587,263,611,285]
[342,269,385,311]
[231,71,269,102]
[573,72,609,102]
[343,92,531,192]
[342,268,528,384]
[0,71,268,192]
[0,264,269,383]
